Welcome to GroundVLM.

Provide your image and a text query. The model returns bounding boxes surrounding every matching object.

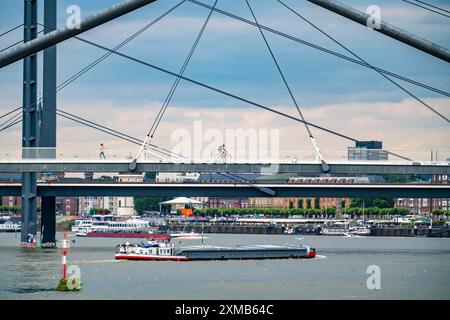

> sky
[0,0,449,161]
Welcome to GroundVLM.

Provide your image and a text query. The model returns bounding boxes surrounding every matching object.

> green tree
[134,196,169,214]
[350,198,394,208]
[314,198,320,209]
[89,208,111,215]
[306,199,312,209]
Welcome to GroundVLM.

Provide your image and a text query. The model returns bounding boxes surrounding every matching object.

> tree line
[191,207,411,217]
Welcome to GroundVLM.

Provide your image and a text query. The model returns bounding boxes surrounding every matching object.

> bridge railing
[0,147,449,164]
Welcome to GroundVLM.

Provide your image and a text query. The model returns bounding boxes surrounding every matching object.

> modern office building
[348,140,388,161]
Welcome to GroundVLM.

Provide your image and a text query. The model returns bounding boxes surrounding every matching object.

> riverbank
[162,223,450,237]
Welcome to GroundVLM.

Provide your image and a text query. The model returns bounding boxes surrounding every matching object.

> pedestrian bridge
[0,182,448,198]
[0,159,449,175]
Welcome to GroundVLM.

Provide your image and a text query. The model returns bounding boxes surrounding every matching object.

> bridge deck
[0,182,448,198]
[0,160,449,175]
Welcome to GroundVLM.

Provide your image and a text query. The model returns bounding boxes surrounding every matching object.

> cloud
[1,97,448,162]
[1,0,449,164]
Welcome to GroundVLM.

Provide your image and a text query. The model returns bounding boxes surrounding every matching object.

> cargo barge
[115,241,316,261]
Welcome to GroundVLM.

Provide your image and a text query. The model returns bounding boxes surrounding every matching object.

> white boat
[320,221,350,236]
[343,232,361,238]
[73,215,150,234]
[349,227,371,236]
[73,215,171,239]
[321,221,371,236]
[71,218,93,232]
[0,219,21,232]
[169,231,202,239]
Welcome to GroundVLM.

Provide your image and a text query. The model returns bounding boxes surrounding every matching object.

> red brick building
[56,197,79,216]
[395,175,449,214]
[208,198,249,209]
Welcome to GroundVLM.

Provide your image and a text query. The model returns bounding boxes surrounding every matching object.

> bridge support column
[21,0,38,247]
[40,0,58,247]
[41,196,56,245]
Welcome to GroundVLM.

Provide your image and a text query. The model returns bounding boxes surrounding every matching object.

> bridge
[0,0,449,246]
[0,182,449,198]
[0,159,449,175]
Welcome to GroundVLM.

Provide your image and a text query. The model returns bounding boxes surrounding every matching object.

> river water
[0,232,449,299]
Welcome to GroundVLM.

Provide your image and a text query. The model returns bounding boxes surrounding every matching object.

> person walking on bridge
[217,144,229,163]
[99,143,106,159]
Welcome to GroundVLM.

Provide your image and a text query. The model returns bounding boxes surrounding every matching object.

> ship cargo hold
[115,242,316,261]
[177,244,316,260]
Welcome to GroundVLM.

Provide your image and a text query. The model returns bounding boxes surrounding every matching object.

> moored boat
[0,218,21,232]
[349,227,371,236]
[169,231,202,239]
[71,218,93,232]
[74,215,170,239]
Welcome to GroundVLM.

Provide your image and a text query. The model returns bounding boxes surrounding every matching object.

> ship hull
[85,232,170,239]
[115,254,189,261]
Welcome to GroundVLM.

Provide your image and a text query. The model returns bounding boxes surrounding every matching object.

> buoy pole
[56,232,79,291]
[61,232,68,280]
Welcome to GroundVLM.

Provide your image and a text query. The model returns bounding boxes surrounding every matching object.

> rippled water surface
[0,233,449,299]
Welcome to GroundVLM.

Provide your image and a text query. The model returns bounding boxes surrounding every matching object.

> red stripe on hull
[87,233,170,239]
[172,235,201,238]
[115,255,189,261]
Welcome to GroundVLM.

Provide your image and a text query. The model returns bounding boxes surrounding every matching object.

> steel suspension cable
[0,24,23,38]
[245,0,312,137]
[55,109,183,158]
[401,0,450,18]
[0,118,22,133]
[245,0,328,170]
[55,111,180,158]
[0,29,44,54]
[276,0,449,123]
[0,2,187,156]
[34,0,186,111]
[0,106,181,159]
[137,0,219,161]
[187,0,450,98]
[414,0,450,13]
[74,37,413,161]
[0,111,21,131]
[0,4,412,160]
[75,37,357,140]
[0,107,21,120]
